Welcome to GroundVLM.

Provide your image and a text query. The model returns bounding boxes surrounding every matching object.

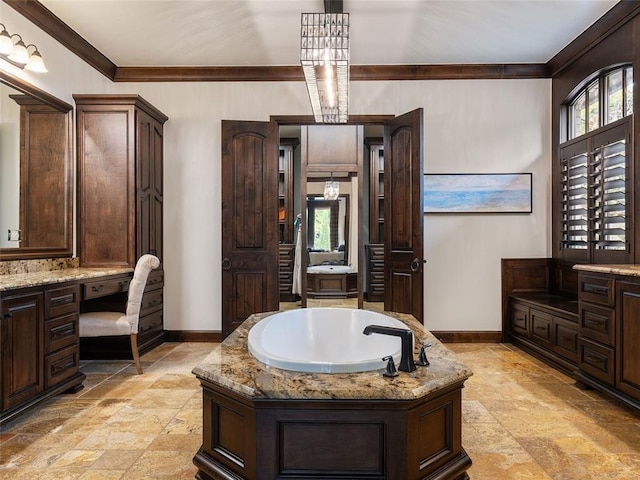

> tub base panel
[306,272,357,299]
[194,380,471,480]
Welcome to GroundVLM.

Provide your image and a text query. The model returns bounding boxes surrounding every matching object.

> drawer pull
[585,318,605,326]
[535,326,548,331]
[91,285,104,293]
[51,355,75,374]
[585,355,604,363]
[118,281,128,289]
[560,336,572,341]
[584,284,608,295]
[50,293,75,307]
[51,324,75,339]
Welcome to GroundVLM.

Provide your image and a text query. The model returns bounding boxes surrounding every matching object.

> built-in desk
[1,267,133,425]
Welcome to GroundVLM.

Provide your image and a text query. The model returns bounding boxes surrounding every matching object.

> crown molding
[548,0,640,77]
[6,0,635,83]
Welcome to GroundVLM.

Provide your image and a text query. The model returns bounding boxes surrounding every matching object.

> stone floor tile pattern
[1,340,639,479]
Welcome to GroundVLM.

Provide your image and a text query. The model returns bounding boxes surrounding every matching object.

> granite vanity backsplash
[0,257,79,275]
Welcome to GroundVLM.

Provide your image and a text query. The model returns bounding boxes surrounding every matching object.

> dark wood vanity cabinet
[75,95,168,353]
[573,271,640,410]
[1,284,84,424]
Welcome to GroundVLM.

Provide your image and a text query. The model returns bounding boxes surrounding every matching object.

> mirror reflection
[0,77,73,259]
[306,195,349,266]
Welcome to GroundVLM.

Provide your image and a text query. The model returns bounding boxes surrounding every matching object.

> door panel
[221,120,279,338]
[384,109,424,322]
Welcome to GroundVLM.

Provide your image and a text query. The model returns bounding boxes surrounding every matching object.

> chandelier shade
[301,12,349,123]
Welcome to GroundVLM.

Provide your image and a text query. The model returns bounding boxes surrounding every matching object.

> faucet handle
[382,355,399,378]
[416,343,432,367]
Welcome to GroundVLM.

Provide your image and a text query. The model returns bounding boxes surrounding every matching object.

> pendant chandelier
[324,173,339,200]
[300,12,349,123]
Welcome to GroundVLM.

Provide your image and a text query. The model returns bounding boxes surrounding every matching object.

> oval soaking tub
[248,308,409,373]
[307,264,352,274]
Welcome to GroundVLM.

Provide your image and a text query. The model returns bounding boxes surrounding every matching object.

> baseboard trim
[430,331,502,343]
[164,331,222,343]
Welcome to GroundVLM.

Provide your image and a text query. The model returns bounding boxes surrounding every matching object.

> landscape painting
[424,173,532,213]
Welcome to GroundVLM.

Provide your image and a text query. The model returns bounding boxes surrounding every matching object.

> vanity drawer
[45,285,80,318]
[138,310,163,338]
[578,337,615,386]
[579,302,615,346]
[45,313,78,354]
[578,274,614,307]
[145,269,164,292]
[140,290,163,316]
[45,344,80,388]
[83,275,130,300]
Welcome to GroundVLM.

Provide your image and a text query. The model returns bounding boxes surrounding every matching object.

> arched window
[568,65,633,140]
[560,64,633,264]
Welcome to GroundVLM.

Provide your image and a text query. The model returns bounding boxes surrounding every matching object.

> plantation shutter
[560,140,589,258]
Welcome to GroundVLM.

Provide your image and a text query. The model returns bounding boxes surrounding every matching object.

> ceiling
[36,0,620,68]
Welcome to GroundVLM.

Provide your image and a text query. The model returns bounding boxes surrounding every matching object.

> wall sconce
[300,12,349,123]
[0,23,47,73]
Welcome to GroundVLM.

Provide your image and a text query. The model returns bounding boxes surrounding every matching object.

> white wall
[3,9,551,333]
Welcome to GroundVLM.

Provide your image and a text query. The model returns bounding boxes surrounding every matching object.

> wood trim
[430,331,502,343]
[548,1,640,77]
[3,0,118,80]
[0,71,72,112]
[114,63,550,82]
[164,331,222,343]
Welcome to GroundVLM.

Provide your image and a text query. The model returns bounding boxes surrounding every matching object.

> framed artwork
[424,173,532,214]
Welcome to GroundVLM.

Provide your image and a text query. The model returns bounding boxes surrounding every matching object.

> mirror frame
[0,70,74,260]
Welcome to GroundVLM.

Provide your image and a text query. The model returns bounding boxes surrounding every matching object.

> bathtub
[248,308,410,373]
[307,264,352,274]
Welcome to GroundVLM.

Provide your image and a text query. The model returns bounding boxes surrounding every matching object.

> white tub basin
[247,308,410,373]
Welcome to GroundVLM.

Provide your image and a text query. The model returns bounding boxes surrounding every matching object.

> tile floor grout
[1,341,639,479]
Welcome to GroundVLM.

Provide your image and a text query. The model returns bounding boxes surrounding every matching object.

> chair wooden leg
[130,333,143,374]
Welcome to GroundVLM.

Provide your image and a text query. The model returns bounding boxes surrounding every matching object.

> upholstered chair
[79,254,160,374]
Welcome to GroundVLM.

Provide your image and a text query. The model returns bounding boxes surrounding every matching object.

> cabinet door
[136,109,154,259]
[1,292,44,411]
[616,281,640,400]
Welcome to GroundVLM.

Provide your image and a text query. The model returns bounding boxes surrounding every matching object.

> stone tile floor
[1,341,639,479]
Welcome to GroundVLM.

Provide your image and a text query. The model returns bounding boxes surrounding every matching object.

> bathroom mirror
[306,194,349,266]
[0,71,74,260]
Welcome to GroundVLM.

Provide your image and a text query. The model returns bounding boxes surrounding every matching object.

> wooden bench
[501,258,579,374]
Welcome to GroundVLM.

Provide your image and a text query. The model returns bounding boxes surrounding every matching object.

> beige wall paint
[2,9,551,332]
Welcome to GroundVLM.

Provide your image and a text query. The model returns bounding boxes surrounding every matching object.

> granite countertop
[192,312,473,401]
[0,267,134,291]
[573,264,640,277]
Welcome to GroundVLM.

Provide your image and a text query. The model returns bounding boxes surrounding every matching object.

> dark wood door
[1,291,44,411]
[616,280,640,401]
[221,120,279,338]
[383,109,424,323]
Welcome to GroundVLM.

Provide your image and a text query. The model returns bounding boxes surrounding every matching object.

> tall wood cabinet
[278,140,297,301]
[365,138,385,301]
[74,95,168,353]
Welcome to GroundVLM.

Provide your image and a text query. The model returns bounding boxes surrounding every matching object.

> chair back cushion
[126,254,160,333]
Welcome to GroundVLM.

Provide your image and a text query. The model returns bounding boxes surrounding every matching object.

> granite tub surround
[192,311,473,400]
[573,263,640,276]
[0,266,133,291]
[192,311,473,480]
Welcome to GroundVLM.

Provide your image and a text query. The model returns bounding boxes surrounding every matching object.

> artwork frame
[424,173,532,214]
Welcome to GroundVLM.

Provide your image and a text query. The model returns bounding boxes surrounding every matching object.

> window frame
[566,64,633,142]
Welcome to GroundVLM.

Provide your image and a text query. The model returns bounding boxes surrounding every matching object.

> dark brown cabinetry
[278,244,296,301]
[365,139,385,302]
[75,95,167,354]
[573,271,640,410]
[1,284,84,424]
[366,243,385,302]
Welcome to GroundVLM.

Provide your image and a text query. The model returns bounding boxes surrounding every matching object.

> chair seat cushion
[79,311,131,337]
